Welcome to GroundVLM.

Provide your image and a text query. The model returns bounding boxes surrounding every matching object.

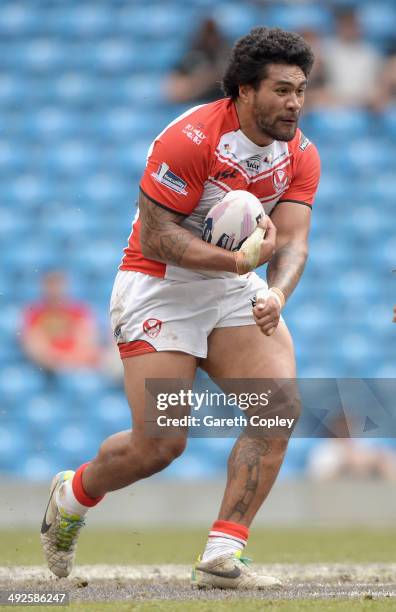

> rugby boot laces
[191,550,282,590]
[40,471,85,578]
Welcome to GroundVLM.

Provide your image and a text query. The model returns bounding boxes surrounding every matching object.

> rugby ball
[202,190,265,251]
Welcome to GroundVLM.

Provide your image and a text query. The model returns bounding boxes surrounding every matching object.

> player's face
[251,64,307,142]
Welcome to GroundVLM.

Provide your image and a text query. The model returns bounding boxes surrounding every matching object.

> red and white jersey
[121,98,320,279]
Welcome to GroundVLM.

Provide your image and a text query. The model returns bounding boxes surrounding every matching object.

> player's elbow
[140,232,160,261]
[293,239,309,261]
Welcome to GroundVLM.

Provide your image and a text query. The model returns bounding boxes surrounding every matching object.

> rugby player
[41,27,320,589]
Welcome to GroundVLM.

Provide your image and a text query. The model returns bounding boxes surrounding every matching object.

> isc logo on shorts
[143,318,162,338]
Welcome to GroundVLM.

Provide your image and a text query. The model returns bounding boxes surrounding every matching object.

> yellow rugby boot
[40,470,85,578]
[191,550,282,590]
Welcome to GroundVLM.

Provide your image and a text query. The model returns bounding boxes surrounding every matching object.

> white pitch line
[1,564,396,583]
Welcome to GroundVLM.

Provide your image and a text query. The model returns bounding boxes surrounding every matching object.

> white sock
[56,477,90,517]
[202,530,246,562]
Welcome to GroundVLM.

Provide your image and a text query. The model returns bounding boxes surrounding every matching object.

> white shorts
[110,270,272,359]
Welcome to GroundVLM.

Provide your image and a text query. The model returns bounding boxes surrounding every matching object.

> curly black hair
[222,27,315,99]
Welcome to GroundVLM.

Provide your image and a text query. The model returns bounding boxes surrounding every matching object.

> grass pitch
[1,526,395,566]
[0,528,395,610]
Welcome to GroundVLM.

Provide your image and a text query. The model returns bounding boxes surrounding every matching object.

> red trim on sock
[211,520,249,543]
[72,462,104,507]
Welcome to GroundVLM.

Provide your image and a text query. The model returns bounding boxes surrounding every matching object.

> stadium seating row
[0,2,394,45]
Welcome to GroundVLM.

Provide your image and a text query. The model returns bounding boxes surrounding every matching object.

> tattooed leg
[218,435,288,526]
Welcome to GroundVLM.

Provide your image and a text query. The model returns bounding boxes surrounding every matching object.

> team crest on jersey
[151,162,188,195]
[272,169,289,193]
[143,318,162,339]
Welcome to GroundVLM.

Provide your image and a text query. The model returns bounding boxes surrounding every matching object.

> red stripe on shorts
[118,340,156,359]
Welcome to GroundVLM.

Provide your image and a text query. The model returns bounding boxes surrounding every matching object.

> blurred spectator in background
[298,28,331,111]
[164,17,230,104]
[323,7,383,108]
[308,438,396,481]
[375,44,396,110]
[21,270,101,374]
[307,414,396,481]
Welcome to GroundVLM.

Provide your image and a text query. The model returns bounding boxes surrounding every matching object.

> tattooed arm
[139,189,237,271]
[267,202,311,299]
[139,189,275,273]
[253,202,311,336]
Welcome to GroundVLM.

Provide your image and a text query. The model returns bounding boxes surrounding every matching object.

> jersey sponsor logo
[299,133,311,151]
[143,318,162,339]
[244,154,261,174]
[182,122,207,145]
[151,162,188,195]
[272,168,289,193]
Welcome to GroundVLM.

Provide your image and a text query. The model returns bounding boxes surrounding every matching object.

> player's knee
[275,394,302,429]
[158,438,187,464]
[134,438,187,477]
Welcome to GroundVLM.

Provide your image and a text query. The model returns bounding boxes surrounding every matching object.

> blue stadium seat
[25,394,66,432]
[5,173,53,209]
[307,108,372,142]
[53,72,96,105]
[16,453,59,481]
[0,425,28,469]
[0,3,38,36]
[117,4,192,40]
[373,363,396,377]
[162,449,223,479]
[0,365,47,404]
[280,439,319,478]
[89,39,141,72]
[382,106,396,138]
[91,107,169,141]
[22,107,80,139]
[359,3,396,45]
[66,238,121,276]
[211,5,260,40]
[114,75,165,108]
[0,73,25,106]
[2,237,56,272]
[265,5,332,33]
[55,369,107,395]
[73,172,130,205]
[97,392,130,430]
[343,139,395,175]
[50,5,114,37]
[45,139,97,174]
[39,204,97,240]
[52,424,99,458]
[309,237,349,267]
[17,39,65,73]
[0,303,22,343]
[0,207,31,244]
[345,204,390,237]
